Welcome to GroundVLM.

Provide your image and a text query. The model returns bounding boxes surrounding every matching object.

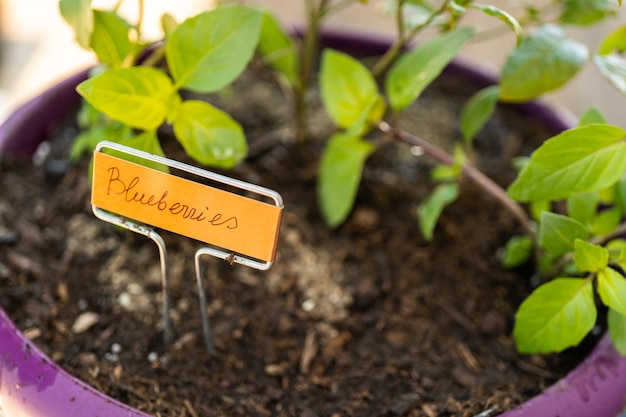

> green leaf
[449,1,467,16]
[507,124,626,202]
[591,207,622,236]
[386,27,474,111]
[460,86,499,145]
[171,100,247,169]
[502,235,534,268]
[471,4,523,46]
[597,267,626,316]
[567,192,599,224]
[258,11,298,87]
[578,106,607,126]
[574,239,609,272]
[90,10,132,69]
[499,25,588,102]
[60,0,93,49]
[342,95,386,139]
[76,100,102,128]
[431,144,466,181]
[113,131,169,173]
[77,67,176,130]
[615,177,626,212]
[592,54,626,95]
[599,183,618,203]
[320,49,382,129]
[538,252,559,274]
[560,0,617,25]
[318,133,375,228]
[608,308,626,355]
[530,200,550,222]
[598,25,626,55]
[539,212,589,256]
[432,164,461,181]
[70,113,133,161]
[161,13,178,38]
[418,183,459,241]
[514,278,597,354]
[166,6,263,93]
[71,123,129,161]
[606,239,626,266]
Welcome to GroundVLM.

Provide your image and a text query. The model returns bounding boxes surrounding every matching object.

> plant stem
[372,0,451,78]
[321,0,356,18]
[136,0,144,43]
[295,0,328,143]
[378,121,535,237]
[470,2,559,44]
[139,43,165,67]
[595,222,626,246]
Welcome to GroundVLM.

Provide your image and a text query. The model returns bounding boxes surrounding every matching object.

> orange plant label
[92,152,282,262]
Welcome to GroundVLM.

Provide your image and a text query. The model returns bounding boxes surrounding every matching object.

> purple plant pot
[1,31,626,417]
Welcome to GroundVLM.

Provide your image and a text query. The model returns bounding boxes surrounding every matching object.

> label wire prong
[92,207,173,347]
[194,250,213,353]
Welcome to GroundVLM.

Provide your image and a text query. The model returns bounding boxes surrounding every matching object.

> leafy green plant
[62,0,262,169]
[315,0,626,356]
[60,0,626,355]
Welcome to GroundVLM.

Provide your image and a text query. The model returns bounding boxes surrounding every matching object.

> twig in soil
[472,408,500,417]
[244,399,272,416]
[515,360,557,379]
[300,328,318,374]
[437,301,475,332]
[457,342,481,371]
[184,399,200,417]
[422,403,437,417]
[110,382,149,402]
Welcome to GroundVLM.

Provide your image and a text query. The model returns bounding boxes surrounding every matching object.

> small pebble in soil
[302,299,315,312]
[350,207,380,232]
[118,292,132,309]
[0,226,18,244]
[71,311,100,334]
[410,145,425,156]
[32,141,51,167]
[105,353,119,362]
[23,327,42,340]
[111,343,122,354]
[0,262,9,278]
[148,352,158,363]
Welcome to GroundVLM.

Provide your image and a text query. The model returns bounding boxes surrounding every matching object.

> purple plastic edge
[0,69,90,156]
[0,30,623,417]
[0,308,151,417]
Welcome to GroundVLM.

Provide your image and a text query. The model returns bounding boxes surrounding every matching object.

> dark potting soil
[0,65,594,417]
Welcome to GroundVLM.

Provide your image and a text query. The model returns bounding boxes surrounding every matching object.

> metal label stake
[91,141,283,353]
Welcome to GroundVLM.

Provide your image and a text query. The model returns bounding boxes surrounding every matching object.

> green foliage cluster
[62,0,262,169]
[507,119,626,355]
[59,0,626,356]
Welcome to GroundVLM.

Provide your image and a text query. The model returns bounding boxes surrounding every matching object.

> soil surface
[0,63,594,417]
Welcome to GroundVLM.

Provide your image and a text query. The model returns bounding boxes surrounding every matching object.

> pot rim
[1,29,624,417]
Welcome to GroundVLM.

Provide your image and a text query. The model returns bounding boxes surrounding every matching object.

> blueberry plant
[59,0,626,355]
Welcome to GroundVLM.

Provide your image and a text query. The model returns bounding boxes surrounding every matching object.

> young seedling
[61,0,262,170]
[60,0,626,355]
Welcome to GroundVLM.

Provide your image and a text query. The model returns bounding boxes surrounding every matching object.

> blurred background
[1,0,624,126]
